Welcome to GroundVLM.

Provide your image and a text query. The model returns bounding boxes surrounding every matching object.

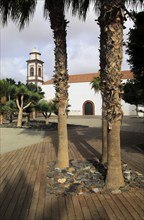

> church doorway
[83,100,95,115]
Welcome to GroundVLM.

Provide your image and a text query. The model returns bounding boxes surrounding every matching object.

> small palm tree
[0,0,69,168]
[90,76,107,164]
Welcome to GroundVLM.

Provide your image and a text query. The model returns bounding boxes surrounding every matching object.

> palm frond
[0,0,37,29]
[65,0,80,16]
[90,76,100,93]
[44,0,54,19]
[125,0,144,9]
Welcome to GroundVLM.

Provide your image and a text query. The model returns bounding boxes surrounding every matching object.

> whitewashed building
[42,72,136,116]
[26,49,136,116]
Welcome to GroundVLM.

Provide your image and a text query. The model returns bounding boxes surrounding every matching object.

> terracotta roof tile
[43,70,133,85]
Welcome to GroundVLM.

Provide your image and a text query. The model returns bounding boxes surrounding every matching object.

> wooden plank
[11,145,40,220]
[78,195,93,220]
[84,195,101,220]
[27,145,43,220]
[52,196,60,220]
[0,145,33,189]
[72,195,84,220]
[116,193,141,219]
[3,171,29,220]
[19,169,38,220]
[11,167,34,220]
[0,147,26,187]
[65,196,76,220]
[0,145,34,215]
[0,151,16,172]
[68,142,76,160]
[91,194,109,220]
[123,192,144,219]
[35,146,48,220]
[97,194,117,220]
[59,196,68,220]
[134,192,144,210]
[70,140,84,160]
[139,191,144,201]
[104,194,126,220]
[44,195,52,220]
[0,170,24,219]
[50,141,57,162]
[111,194,134,220]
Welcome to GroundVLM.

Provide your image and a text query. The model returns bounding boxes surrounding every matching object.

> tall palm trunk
[99,0,125,189]
[101,99,107,164]
[48,0,69,168]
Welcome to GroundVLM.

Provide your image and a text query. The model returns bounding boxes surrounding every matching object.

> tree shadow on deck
[68,127,102,160]
[47,126,102,161]
[0,171,33,220]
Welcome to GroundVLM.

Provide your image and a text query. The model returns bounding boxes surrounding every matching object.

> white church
[26,48,136,116]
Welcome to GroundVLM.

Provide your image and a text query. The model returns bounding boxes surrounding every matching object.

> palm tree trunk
[48,0,69,168]
[106,120,124,189]
[99,0,125,189]
[101,100,107,164]
[57,104,69,168]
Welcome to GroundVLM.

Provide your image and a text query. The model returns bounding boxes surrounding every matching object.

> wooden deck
[0,128,144,220]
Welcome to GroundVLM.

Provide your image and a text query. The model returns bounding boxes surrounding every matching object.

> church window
[38,67,41,77]
[30,67,34,76]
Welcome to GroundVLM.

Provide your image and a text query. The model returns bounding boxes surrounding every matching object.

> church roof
[43,70,133,85]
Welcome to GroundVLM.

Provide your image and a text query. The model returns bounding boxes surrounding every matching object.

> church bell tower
[26,48,44,86]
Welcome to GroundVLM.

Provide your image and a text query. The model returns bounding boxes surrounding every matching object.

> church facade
[27,49,136,116]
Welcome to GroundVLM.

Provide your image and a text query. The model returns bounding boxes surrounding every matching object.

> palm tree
[68,0,143,189]
[90,76,107,164]
[0,0,69,168]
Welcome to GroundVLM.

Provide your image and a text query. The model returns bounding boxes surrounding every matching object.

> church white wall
[68,82,102,115]
[121,100,135,116]
[41,82,136,116]
[41,82,102,115]
[41,84,55,101]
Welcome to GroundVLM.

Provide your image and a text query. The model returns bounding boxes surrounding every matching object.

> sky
[1,1,134,83]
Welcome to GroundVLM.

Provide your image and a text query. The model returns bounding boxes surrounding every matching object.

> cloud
[0,1,135,83]
[1,57,26,83]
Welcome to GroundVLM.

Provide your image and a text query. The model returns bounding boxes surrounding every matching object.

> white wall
[41,82,136,116]
[41,84,55,101]
[68,82,102,115]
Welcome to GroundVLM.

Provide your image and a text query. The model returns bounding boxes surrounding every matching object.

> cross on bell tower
[26,48,44,86]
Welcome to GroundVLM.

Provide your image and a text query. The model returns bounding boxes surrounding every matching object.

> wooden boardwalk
[0,128,144,220]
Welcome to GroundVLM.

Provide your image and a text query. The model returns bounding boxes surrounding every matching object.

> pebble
[92,188,99,193]
[112,189,122,194]
[46,159,144,196]
[58,178,66,184]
